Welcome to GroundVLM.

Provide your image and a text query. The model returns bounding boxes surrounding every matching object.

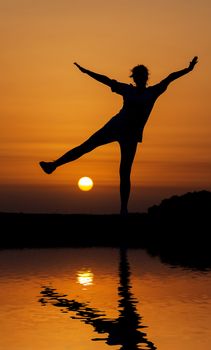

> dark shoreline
[0,212,147,248]
[1,209,210,270]
[1,190,211,269]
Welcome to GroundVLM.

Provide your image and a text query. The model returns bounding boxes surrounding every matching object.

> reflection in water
[39,248,156,350]
[77,269,94,286]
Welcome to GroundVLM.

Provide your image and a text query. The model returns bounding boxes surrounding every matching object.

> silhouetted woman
[39,56,198,215]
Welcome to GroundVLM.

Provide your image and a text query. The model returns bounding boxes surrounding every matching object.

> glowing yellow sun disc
[78,177,94,191]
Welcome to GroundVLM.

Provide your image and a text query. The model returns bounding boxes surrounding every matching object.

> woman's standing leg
[119,141,138,215]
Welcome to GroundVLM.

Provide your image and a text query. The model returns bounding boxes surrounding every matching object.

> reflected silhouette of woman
[39,248,157,350]
[39,57,198,215]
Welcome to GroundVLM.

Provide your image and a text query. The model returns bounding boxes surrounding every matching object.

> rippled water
[0,248,210,350]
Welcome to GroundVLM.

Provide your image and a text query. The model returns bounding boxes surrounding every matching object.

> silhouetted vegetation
[146,190,211,269]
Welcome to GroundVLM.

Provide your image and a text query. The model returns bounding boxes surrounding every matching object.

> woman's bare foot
[39,161,56,174]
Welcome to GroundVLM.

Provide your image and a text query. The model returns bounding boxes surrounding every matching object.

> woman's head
[130,65,149,86]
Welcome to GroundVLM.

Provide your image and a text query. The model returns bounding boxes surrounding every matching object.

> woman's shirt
[109,79,168,142]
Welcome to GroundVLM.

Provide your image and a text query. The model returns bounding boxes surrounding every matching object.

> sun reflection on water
[77,269,94,287]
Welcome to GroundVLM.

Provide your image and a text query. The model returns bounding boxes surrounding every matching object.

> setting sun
[78,177,94,191]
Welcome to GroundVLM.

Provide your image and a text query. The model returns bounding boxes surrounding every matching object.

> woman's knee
[78,138,98,154]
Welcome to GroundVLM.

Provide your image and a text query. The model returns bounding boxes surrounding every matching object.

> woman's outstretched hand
[188,56,198,70]
[74,62,87,73]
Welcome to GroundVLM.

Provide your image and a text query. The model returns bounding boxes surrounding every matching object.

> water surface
[0,248,210,350]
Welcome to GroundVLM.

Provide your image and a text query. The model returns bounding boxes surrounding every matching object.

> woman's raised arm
[160,56,198,87]
[74,62,112,86]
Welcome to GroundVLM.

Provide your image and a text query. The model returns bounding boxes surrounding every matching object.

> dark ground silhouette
[1,190,211,269]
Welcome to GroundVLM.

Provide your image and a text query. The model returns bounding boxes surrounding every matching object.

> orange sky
[1,0,211,213]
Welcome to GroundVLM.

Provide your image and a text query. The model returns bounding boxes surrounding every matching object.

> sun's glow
[77,270,94,286]
[78,177,94,191]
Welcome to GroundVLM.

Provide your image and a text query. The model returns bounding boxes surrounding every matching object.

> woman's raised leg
[39,128,114,174]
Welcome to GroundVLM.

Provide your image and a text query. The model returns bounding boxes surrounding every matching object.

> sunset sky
[1,0,211,214]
